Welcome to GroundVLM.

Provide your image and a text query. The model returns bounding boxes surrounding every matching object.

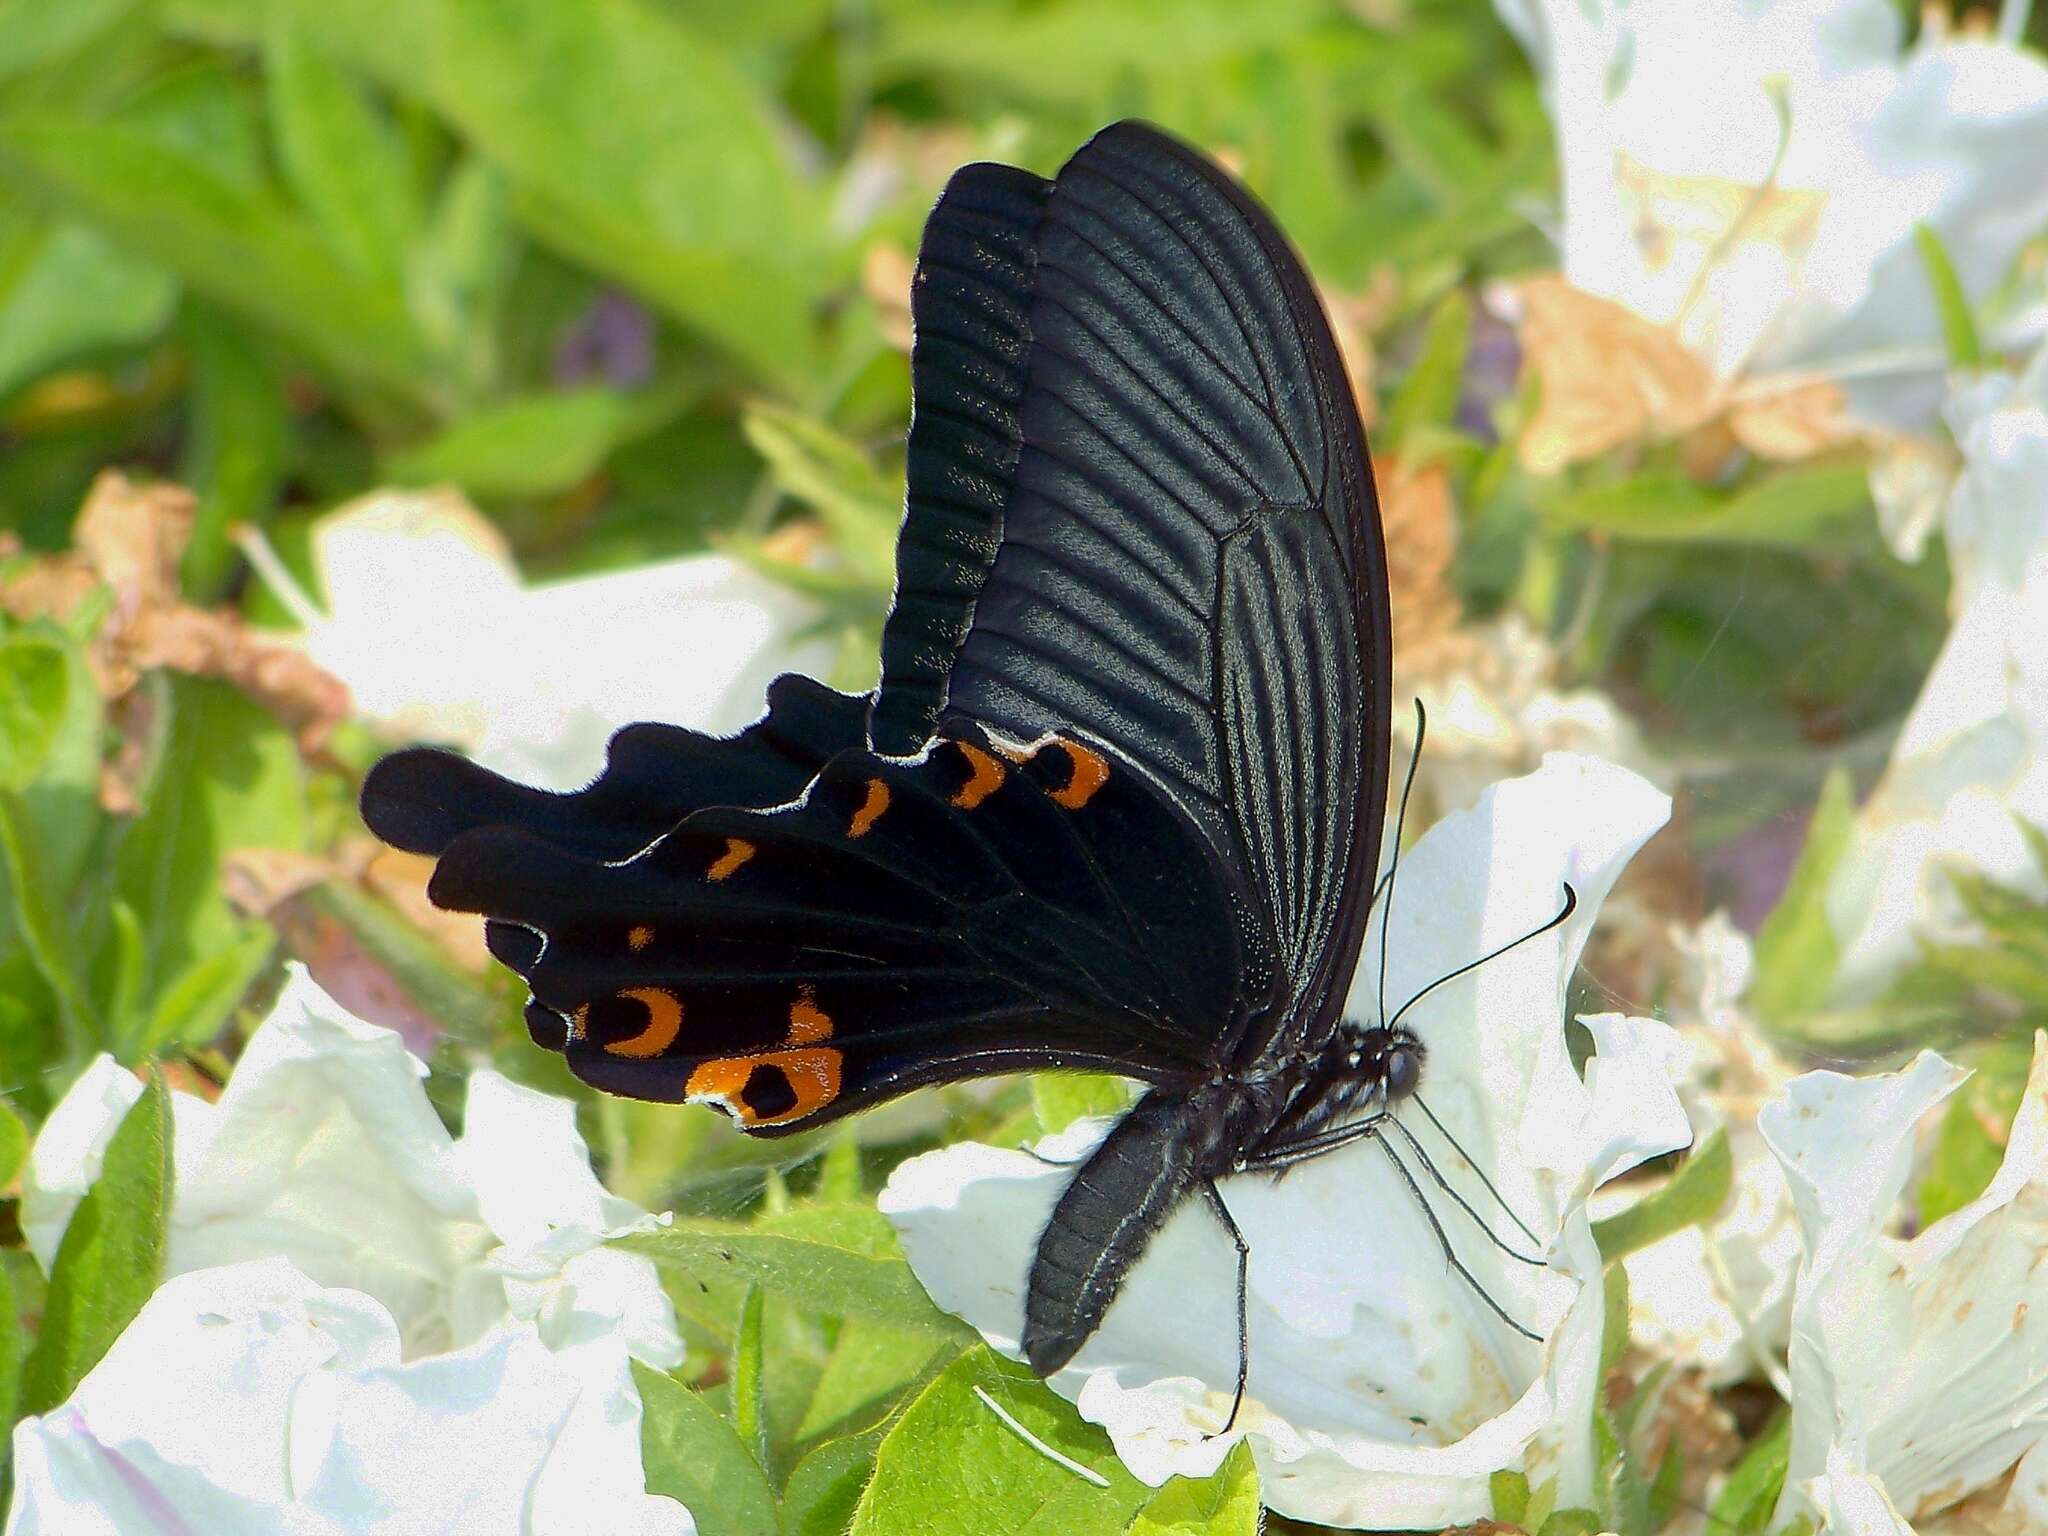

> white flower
[1589,915,1801,1387]
[1761,1034,2048,1533]
[1496,0,2048,436]
[881,755,1689,1528]
[245,488,834,790]
[4,1258,693,1536]
[1825,344,2048,1004]
[20,964,681,1370]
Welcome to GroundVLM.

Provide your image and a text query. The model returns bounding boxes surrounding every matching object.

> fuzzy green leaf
[19,1069,173,1415]
[0,637,68,790]
[781,1428,884,1536]
[1711,1409,1791,1534]
[1752,765,1857,1026]
[628,1204,971,1338]
[634,1360,779,1536]
[0,117,433,402]
[1032,1073,1135,1136]
[1544,463,1871,547]
[1386,288,1472,446]
[1592,1128,1732,1260]
[1126,1440,1260,1533]
[850,1347,1147,1535]
[387,387,688,498]
[265,20,420,281]
[1914,224,1982,368]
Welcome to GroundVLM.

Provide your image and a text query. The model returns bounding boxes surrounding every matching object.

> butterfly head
[1339,1020,1426,1108]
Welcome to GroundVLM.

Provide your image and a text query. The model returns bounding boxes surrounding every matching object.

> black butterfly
[363,120,1565,1429]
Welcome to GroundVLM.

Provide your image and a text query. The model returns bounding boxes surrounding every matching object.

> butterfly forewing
[879,123,1390,1061]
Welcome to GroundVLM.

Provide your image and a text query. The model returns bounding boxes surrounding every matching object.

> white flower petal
[883,754,1685,1527]
[296,490,834,790]
[1827,345,2048,1003]
[1497,0,2048,429]
[3,1258,692,1536]
[20,967,679,1372]
[1765,1035,2048,1529]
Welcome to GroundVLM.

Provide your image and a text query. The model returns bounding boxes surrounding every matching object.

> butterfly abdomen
[1023,1084,1248,1376]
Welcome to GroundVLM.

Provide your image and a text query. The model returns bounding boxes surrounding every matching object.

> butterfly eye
[1384,1043,1422,1101]
[1346,1049,1362,1068]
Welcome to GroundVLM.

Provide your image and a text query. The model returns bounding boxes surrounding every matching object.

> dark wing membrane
[361,673,870,860]
[423,723,1240,1135]
[873,121,1390,1059]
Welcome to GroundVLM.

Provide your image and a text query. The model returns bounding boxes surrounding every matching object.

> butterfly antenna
[1410,1094,1543,1250]
[1374,1135,1542,1342]
[1376,699,1427,1027]
[1384,1115,1545,1265]
[1385,883,1578,1035]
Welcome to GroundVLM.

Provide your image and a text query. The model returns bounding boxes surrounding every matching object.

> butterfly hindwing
[423,722,1240,1133]
[362,672,870,861]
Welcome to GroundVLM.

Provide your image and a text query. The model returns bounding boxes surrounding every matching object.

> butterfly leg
[1201,1178,1251,1438]
[1236,1111,1387,1173]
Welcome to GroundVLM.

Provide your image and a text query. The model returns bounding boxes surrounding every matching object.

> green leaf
[1711,1409,1791,1534]
[0,117,434,404]
[130,924,275,1059]
[1600,1260,1630,1377]
[781,1428,883,1536]
[734,1282,769,1465]
[796,1318,949,1442]
[1595,1408,1652,1536]
[265,21,419,281]
[1543,463,1872,548]
[434,0,822,390]
[1919,1091,2007,1227]
[0,0,142,81]
[741,405,902,587]
[1592,1128,1733,1261]
[1914,224,1982,369]
[1386,289,1471,447]
[386,387,689,499]
[1032,1073,1135,1136]
[1537,1508,1603,1536]
[0,1097,27,1187]
[178,301,289,596]
[1491,1468,1532,1527]
[634,1360,779,1536]
[629,1204,972,1338]
[1125,1440,1260,1533]
[111,675,305,1045]
[1751,765,1857,1026]
[0,1244,23,1438]
[0,636,69,789]
[0,221,176,401]
[0,790,99,1054]
[851,1347,1147,1535]
[19,1069,173,1416]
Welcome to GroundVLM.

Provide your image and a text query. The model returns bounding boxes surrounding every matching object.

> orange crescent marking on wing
[707,837,755,881]
[848,778,890,838]
[949,741,1007,808]
[788,987,834,1045]
[627,924,655,951]
[686,1048,842,1127]
[1049,739,1111,810]
[601,987,684,1058]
